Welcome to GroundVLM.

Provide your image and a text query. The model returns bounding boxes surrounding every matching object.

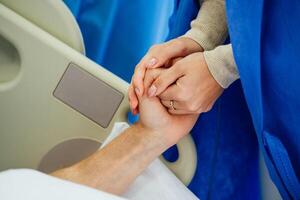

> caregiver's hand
[145,52,223,114]
[129,37,203,115]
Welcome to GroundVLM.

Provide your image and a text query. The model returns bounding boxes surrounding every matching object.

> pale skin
[52,91,199,195]
[129,37,223,115]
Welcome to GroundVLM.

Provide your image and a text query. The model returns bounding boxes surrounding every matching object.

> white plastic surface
[0,0,85,54]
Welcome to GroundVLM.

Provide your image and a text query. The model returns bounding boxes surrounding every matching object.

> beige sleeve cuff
[183,0,228,50]
[204,44,239,88]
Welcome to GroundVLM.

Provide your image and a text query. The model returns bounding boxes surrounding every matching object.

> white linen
[0,169,125,200]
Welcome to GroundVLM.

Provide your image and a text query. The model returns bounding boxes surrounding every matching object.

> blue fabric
[64,0,174,82]
[226,0,300,199]
[64,0,259,199]
[189,81,259,199]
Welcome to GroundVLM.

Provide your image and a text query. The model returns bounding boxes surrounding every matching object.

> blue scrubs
[227,0,300,199]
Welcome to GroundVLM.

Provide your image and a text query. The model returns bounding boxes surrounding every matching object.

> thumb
[146,39,189,69]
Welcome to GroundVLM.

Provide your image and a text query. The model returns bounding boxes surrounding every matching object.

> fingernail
[148,85,157,97]
[147,58,157,67]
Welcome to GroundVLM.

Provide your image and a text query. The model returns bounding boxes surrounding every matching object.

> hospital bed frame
[0,0,197,185]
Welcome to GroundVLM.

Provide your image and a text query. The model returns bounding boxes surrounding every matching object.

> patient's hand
[136,92,198,147]
[52,91,198,194]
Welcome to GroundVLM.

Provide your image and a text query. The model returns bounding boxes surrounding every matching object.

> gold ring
[170,100,175,110]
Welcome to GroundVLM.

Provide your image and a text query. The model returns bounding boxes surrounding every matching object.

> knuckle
[197,106,205,113]
[173,63,184,74]
[188,102,199,112]
[178,62,186,71]
[151,68,162,78]
[175,79,184,89]
[158,51,168,60]
[177,92,186,102]
[132,76,140,86]
[145,69,156,80]
[154,76,163,87]
[149,44,160,52]
[197,103,212,113]
[181,90,191,101]
[204,104,213,112]
[173,63,181,71]
[151,68,160,75]
[134,64,142,73]
[173,88,185,101]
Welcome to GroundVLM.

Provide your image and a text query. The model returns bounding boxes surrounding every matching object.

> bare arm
[52,124,165,194]
[52,94,199,195]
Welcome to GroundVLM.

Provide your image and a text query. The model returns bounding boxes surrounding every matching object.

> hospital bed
[0,0,196,185]
[0,0,282,199]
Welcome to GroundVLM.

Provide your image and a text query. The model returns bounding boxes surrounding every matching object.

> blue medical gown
[226,0,300,199]
[64,0,259,199]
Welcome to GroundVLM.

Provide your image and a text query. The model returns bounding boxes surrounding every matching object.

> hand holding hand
[128,37,202,114]
[144,52,223,114]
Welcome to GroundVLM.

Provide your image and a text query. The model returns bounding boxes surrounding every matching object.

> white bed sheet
[0,169,125,200]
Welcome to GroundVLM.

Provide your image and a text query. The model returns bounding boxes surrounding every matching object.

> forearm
[52,124,168,195]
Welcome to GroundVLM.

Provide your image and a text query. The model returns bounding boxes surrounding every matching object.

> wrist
[176,37,204,53]
[179,36,204,52]
[134,122,172,151]
[135,121,188,150]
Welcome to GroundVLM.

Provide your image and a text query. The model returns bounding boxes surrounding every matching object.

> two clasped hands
[52,37,224,195]
[129,37,223,117]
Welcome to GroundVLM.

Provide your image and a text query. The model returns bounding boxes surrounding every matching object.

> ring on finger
[170,100,176,110]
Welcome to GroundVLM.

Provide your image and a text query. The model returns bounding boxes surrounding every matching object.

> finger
[165,57,183,68]
[148,63,184,97]
[132,39,186,94]
[168,109,195,115]
[132,63,147,96]
[144,68,163,94]
[132,87,141,115]
[135,87,142,102]
[128,84,138,112]
[146,40,189,69]
[161,100,186,110]
[158,84,182,101]
[132,50,158,96]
